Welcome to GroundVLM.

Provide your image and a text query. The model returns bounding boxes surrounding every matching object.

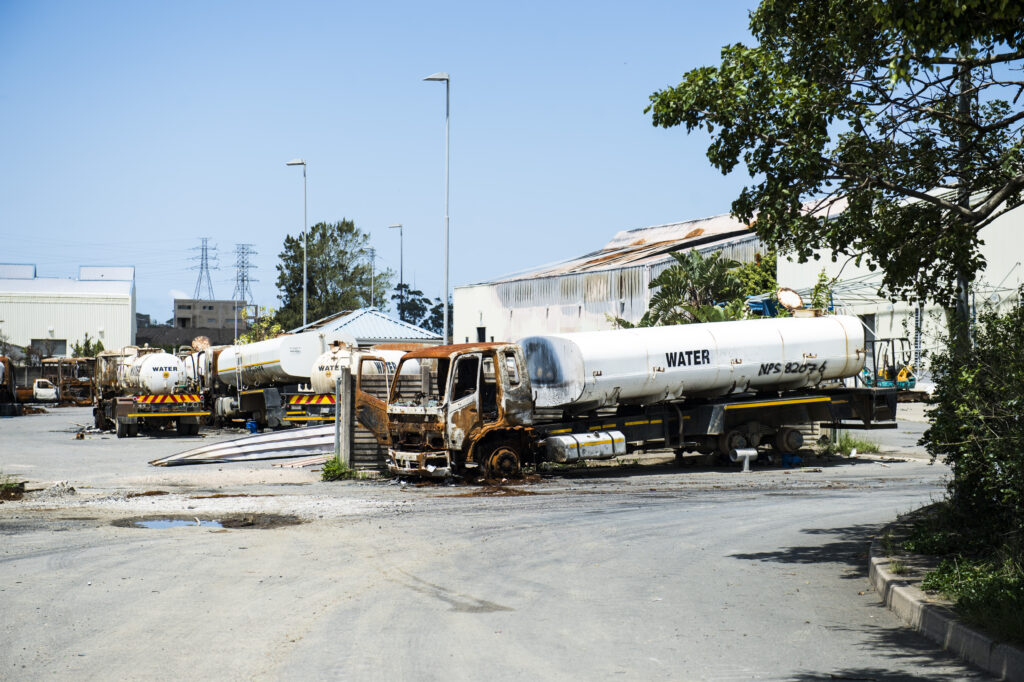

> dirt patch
[440,485,539,498]
[126,490,170,498]
[1,482,26,501]
[189,493,279,499]
[111,513,303,530]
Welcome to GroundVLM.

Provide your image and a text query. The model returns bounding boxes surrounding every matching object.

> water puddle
[135,519,223,529]
[113,514,302,530]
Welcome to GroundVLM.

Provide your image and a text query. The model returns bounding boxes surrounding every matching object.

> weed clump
[321,457,360,482]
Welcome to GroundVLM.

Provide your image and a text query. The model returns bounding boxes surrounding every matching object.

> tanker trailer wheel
[483,443,522,480]
[718,430,747,461]
[115,418,128,438]
[772,428,804,454]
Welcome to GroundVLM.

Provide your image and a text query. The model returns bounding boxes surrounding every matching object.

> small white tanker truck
[94,347,208,437]
[201,329,357,429]
[386,315,900,478]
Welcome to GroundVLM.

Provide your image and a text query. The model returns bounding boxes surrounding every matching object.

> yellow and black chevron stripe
[288,395,336,405]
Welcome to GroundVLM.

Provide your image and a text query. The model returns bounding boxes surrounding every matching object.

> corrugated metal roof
[474,212,753,284]
[291,308,441,343]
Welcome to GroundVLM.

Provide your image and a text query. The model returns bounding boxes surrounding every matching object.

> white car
[32,378,58,402]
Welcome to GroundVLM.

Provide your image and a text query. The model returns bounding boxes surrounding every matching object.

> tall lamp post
[423,72,450,343]
[368,247,377,308]
[389,223,403,319]
[286,158,308,327]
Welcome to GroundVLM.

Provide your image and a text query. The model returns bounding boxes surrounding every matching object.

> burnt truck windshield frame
[391,357,449,406]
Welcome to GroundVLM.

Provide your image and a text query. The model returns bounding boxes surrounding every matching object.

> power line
[190,237,219,300]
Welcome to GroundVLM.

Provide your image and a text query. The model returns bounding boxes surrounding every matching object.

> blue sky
[0,1,756,321]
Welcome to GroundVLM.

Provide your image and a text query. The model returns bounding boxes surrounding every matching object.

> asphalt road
[0,407,989,681]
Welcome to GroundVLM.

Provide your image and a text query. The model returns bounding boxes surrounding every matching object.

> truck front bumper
[387,448,451,478]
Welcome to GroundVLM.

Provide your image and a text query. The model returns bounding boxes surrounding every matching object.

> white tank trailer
[310,346,417,394]
[519,315,865,411]
[118,352,184,396]
[211,330,357,428]
[216,330,357,388]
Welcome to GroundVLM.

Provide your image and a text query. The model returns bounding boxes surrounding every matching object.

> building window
[30,339,67,357]
[177,304,192,310]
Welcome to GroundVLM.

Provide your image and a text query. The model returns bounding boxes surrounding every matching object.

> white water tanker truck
[93,347,208,437]
[208,329,357,428]
[386,315,900,478]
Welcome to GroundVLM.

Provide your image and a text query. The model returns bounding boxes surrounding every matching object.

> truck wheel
[484,444,522,480]
[127,422,139,438]
[116,419,128,438]
[773,428,804,454]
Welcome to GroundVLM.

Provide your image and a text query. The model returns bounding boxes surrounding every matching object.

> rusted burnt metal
[42,357,96,406]
[397,342,512,360]
[387,343,535,478]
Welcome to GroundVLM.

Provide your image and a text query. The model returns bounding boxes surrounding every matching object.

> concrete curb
[869,538,1024,681]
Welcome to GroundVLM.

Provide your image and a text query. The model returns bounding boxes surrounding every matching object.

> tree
[647,0,1024,353]
[71,333,104,357]
[237,307,283,344]
[422,296,453,340]
[275,220,394,330]
[613,250,747,327]
[391,283,431,325]
[923,290,1024,552]
[735,248,778,297]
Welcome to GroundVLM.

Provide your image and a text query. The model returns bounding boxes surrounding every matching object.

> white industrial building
[0,264,136,357]
[778,202,1023,380]
[454,213,764,343]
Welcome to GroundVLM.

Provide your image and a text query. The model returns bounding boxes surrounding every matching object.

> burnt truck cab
[387,343,533,479]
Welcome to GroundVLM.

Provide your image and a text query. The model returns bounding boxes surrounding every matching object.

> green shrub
[321,457,359,481]
[921,556,1024,646]
[821,431,880,456]
[922,293,1024,554]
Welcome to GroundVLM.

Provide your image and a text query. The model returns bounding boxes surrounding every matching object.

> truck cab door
[446,353,482,452]
[355,355,391,445]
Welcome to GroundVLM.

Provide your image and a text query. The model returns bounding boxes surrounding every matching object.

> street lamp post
[423,72,450,343]
[368,247,377,308]
[286,158,308,327]
[389,223,403,320]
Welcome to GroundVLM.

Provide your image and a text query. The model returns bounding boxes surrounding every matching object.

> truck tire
[483,443,522,479]
[116,418,128,438]
[127,422,139,438]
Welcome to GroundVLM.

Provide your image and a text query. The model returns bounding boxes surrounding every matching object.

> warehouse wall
[454,234,764,343]
[777,204,1023,381]
[0,291,136,356]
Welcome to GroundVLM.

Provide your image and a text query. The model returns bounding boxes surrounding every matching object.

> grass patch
[0,471,25,500]
[902,501,1024,647]
[321,457,364,481]
[920,556,1024,646]
[889,559,908,575]
[820,431,881,456]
